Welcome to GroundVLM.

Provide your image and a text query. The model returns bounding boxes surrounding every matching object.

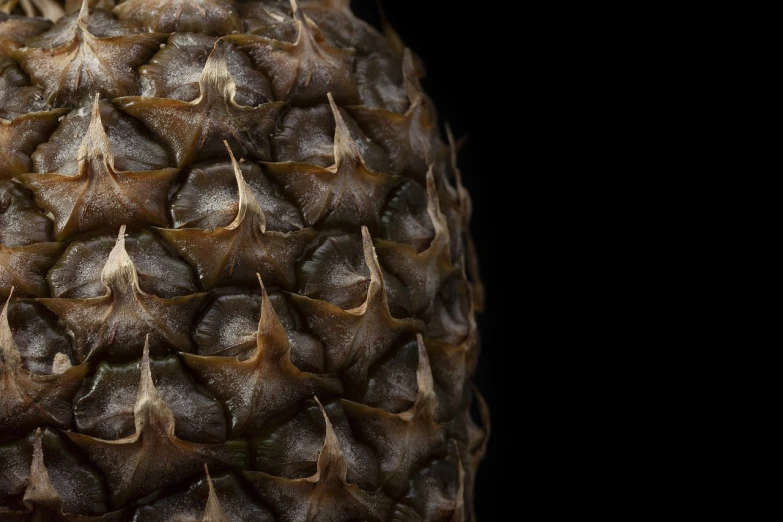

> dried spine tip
[202,464,230,522]
[200,40,238,100]
[76,0,89,25]
[289,0,320,27]
[101,225,136,286]
[254,272,289,359]
[134,335,175,433]
[78,94,115,169]
[224,140,266,232]
[289,0,324,53]
[327,92,362,166]
[361,225,385,293]
[425,166,448,241]
[23,428,61,508]
[137,336,155,400]
[0,288,18,363]
[413,334,437,419]
[313,396,348,482]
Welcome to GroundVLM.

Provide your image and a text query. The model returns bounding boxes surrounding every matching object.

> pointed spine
[133,336,176,435]
[254,273,290,360]
[78,94,115,170]
[100,225,139,289]
[201,464,229,522]
[289,0,331,50]
[75,0,89,28]
[0,289,22,368]
[412,334,437,420]
[361,225,389,307]
[199,40,238,101]
[225,141,266,232]
[23,429,61,509]
[289,0,304,20]
[327,92,363,167]
[313,396,348,482]
[424,166,449,247]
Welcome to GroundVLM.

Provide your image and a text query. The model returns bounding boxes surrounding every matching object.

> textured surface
[0,0,488,520]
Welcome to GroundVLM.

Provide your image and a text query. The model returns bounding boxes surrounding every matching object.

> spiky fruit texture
[0,0,488,520]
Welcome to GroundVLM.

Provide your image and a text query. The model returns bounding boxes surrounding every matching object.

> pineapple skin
[0,1,488,520]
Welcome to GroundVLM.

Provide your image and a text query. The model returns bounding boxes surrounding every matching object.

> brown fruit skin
[0,0,488,520]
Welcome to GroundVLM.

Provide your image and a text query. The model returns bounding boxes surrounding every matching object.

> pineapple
[0,0,489,520]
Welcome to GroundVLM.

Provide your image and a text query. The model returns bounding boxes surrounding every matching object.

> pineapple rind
[0,1,487,520]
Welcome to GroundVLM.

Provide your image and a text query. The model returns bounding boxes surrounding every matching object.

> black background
[351,2,511,518]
